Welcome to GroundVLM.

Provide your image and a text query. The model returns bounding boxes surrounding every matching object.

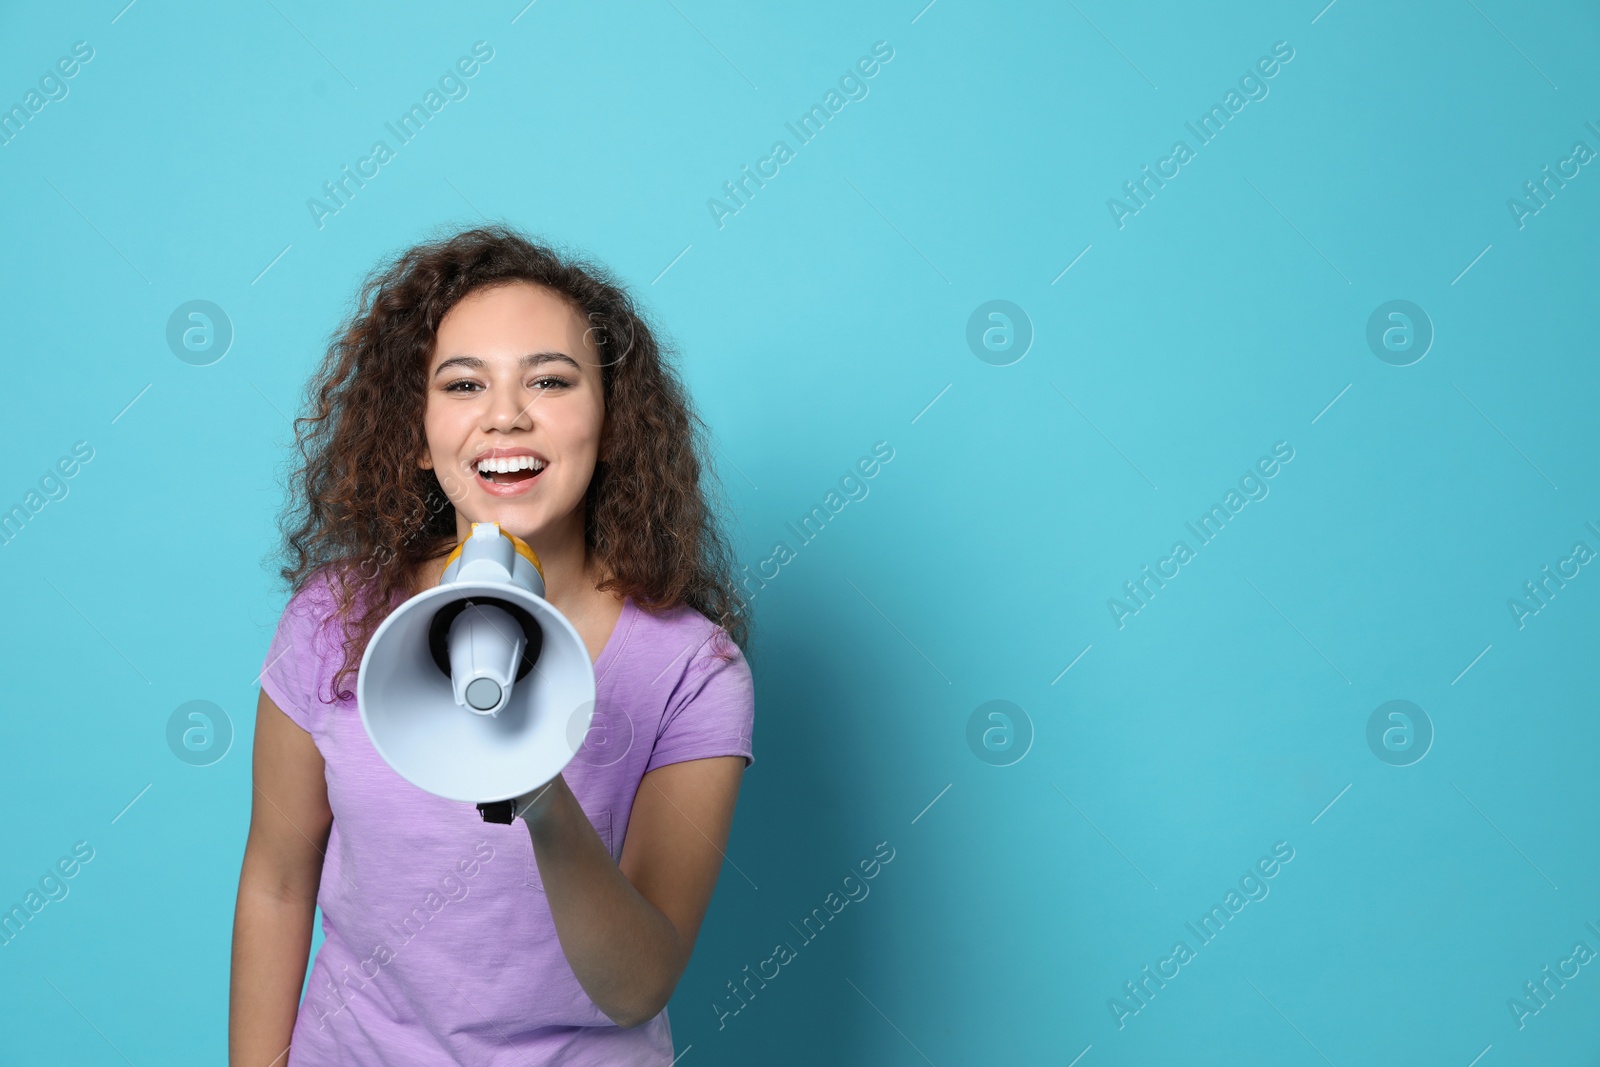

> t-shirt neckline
[592,595,635,683]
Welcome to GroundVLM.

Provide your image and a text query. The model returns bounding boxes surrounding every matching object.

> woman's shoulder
[277,563,374,652]
[625,595,743,667]
[621,597,755,772]
[280,564,355,623]
[611,597,750,728]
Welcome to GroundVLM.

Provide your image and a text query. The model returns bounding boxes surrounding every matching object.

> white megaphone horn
[357,521,596,823]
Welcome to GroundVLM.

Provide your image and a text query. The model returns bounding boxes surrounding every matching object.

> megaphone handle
[477,800,517,824]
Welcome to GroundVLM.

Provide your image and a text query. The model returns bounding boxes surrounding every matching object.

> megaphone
[357,521,595,823]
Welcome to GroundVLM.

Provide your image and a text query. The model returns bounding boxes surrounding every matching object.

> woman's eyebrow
[433,352,582,378]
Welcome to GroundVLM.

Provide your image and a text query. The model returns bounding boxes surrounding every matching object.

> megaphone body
[357,522,595,821]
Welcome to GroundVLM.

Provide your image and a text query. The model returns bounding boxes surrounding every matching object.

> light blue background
[2,1,1598,1063]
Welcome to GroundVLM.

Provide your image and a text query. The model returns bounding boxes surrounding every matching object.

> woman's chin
[458,510,543,542]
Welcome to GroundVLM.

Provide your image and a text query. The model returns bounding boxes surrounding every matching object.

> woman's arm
[523,756,745,1027]
[229,690,333,1066]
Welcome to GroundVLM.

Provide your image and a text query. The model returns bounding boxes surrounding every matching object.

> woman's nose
[485,383,535,429]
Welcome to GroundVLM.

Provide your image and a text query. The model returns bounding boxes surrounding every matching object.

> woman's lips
[476,464,546,497]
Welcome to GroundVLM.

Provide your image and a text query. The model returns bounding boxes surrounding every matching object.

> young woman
[230,225,756,1065]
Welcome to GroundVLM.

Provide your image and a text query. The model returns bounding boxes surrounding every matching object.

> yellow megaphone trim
[443,522,544,579]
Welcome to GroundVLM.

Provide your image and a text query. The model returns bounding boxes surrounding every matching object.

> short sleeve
[259,578,333,735]
[645,630,755,772]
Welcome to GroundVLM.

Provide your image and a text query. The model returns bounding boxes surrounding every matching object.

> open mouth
[472,453,548,494]
[478,466,543,486]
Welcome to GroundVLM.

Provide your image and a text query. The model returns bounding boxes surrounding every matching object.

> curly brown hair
[265,223,750,704]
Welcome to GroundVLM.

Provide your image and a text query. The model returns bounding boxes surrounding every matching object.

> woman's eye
[444,377,569,393]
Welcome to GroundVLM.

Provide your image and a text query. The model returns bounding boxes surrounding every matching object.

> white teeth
[476,455,546,474]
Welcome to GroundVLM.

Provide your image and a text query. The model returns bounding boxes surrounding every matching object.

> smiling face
[419,281,606,553]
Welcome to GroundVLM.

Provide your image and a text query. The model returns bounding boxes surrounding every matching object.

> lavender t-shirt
[257,570,755,1066]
